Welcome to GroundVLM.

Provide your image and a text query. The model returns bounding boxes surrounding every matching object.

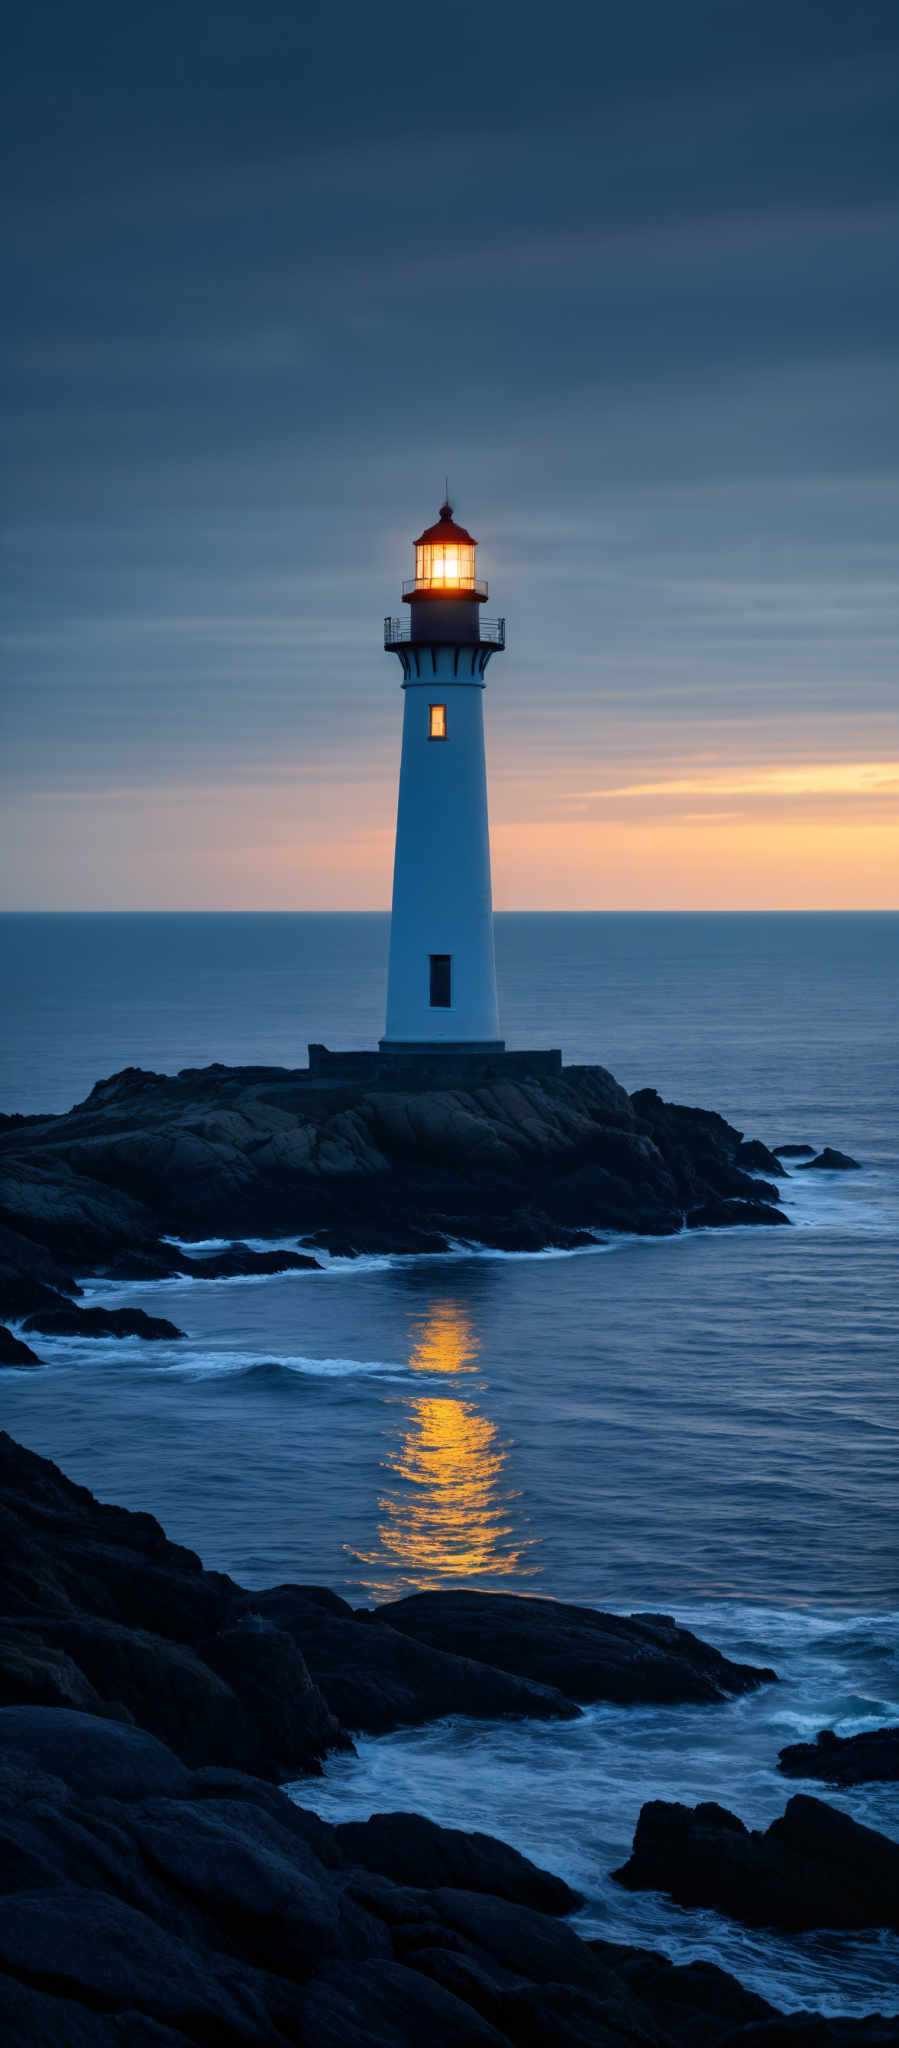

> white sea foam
[154,1349,409,1382]
[295,1597,899,2019]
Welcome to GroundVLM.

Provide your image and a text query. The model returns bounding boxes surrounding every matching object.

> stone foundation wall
[307,1043,563,1089]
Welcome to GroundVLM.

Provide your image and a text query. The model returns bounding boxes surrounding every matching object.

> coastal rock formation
[0,1436,774,1756]
[373,1590,777,1705]
[0,1436,891,2046]
[0,1707,790,2048]
[778,1726,899,1785]
[798,1147,861,1171]
[249,1585,579,1734]
[0,1433,343,1779]
[0,1326,41,1368]
[22,1304,185,1341]
[0,1062,796,1313]
[2,1708,894,2047]
[613,1792,899,1931]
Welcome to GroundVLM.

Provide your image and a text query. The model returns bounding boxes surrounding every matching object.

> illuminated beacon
[381,501,505,1049]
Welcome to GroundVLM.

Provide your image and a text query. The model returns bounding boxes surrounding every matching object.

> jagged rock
[0,1268,75,1321]
[0,1706,192,1798]
[22,1304,185,1341]
[374,1591,777,1705]
[773,1143,816,1158]
[778,1725,899,1785]
[686,1198,789,1228]
[0,1061,798,1262]
[0,1888,278,2041]
[0,1223,80,1297]
[298,1958,512,2045]
[249,1585,579,1734]
[0,1440,886,2046]
[736,1139,786,1175]
[613,1792,899,1931]
[798,1147,861,1171]
[0,1325,42,1367]
[180,1242,322,1277]
[0,1435,341,1777]
[333,1811,581,1914]
[0,1626,123,1714]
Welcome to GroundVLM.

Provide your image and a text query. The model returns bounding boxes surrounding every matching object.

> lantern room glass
[414,541,477,591]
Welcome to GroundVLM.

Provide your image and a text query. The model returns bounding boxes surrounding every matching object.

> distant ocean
[2,910,897,2016]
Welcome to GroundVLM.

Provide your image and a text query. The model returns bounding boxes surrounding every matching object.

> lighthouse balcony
[385,616,505,650]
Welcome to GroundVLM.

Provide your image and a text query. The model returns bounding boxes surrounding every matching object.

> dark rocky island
[778,1726,899,1785]
[2,1430,896,2045]
[614,1792,899,1934]
[0,1059,792,1340]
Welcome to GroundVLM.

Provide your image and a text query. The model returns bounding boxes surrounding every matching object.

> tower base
[308,1043,562,1088]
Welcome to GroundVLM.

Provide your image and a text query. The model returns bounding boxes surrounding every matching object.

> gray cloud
[3,0,898,898]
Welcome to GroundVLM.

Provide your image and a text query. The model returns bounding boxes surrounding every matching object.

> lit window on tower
[429,704,447,739]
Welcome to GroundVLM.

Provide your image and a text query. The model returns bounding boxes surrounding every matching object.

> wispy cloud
[591,763,899,800]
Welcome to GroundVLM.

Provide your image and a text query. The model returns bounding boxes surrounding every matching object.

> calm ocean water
[1,911,897,2015]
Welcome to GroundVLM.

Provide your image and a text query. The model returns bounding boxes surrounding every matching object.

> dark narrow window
[429,703,447,739]
[429,954,452,1007]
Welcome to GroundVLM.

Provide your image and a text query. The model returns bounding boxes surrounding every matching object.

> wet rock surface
[0,1435,774,1765]
[0,1062,801,1321]
[0,1326,42,1368]
[613,1792,899,1932]
[2,1716,894,2046]
[21,1304,185,1341]
[778,1725,899,1785]
[373,1590,778,1705]
[250,1585,579,1734]
[0,1435,893,2044]
[798,1147,861,1170]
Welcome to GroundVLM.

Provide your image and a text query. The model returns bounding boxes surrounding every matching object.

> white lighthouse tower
[381,501,505,1052]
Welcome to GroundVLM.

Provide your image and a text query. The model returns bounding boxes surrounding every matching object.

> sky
[3,0,898,910]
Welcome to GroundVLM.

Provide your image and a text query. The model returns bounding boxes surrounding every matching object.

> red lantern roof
[414,500,477,547]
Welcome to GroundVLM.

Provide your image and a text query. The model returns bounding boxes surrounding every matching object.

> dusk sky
[4,0,898,910]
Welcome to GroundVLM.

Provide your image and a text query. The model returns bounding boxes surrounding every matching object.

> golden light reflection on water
[408,1299,480,1375]
[354,1297,538,1597]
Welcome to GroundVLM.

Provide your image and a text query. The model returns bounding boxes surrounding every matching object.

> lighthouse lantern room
[382,502,505,1051]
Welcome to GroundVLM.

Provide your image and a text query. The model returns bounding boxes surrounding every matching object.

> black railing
[385,617,505,649]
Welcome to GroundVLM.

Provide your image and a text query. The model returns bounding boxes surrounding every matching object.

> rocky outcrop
[0,1063,799,1310]
[0,1326,41,1368]
[22,1304,185,1341]
[250,1585,579,1734]
[0,1434,775,1771]
[0,1433,343,1779]
[99,1241,323,1281]
[0,1707,809,2048]
[778,1726,899,1785]
[798,1148,861,1171]
[372,1590,777,1705]
[2,1711,892,2046]
[0,1437,889,2045]
[332,1810,582,1913]
[613,1792,899,1931]
[685,1197,788,1228]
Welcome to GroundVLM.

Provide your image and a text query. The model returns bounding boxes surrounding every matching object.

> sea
[2,910,898,2018]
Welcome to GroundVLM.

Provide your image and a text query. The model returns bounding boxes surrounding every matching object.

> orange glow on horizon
[5,757,897,910]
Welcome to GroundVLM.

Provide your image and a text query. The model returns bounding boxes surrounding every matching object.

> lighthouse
[306,503,559,1085]
[381,501,505,1052]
